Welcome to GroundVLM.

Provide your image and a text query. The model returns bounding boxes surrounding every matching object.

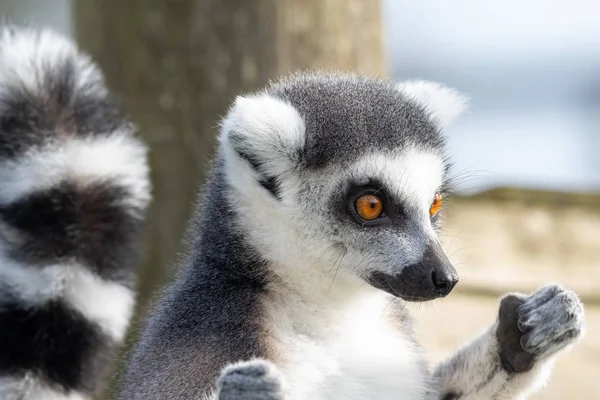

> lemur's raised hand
[0,26,150,399]
[121,72,585,400]
[432,283,584,400]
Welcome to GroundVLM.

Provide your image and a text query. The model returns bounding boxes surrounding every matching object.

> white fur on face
[397,80,468,129]
[349,148,446,223]
[220,94,316,287]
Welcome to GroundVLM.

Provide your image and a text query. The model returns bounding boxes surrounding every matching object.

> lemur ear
[396,81,468,129]
[219,94,305,177]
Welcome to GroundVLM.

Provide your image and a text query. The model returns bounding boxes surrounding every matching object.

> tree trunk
[73,0,385,397]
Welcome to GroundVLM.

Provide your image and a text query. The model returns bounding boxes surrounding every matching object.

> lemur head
[219,72,467,302]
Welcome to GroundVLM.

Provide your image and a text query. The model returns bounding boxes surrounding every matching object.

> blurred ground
[416,188,600,399]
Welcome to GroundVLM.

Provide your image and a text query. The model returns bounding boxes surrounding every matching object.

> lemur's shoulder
[121,163,274,400]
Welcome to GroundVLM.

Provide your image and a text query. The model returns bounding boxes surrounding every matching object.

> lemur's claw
[496,284,585,373]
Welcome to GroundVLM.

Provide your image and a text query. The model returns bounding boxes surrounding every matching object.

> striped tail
[0,25,150,399]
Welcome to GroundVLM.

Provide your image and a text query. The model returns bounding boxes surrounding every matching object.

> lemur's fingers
[496,284,585,373]
[216,359,286,400]
[517,284,585,356]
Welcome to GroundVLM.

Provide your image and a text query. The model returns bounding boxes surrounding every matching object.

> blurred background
[2,1,598,399]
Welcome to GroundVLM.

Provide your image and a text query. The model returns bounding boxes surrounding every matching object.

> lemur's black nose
[423,242,459,298]
[431,269,458,296]
[365,241,459,301]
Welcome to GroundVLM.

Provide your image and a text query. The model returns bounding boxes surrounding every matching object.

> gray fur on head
[222,72,467,173]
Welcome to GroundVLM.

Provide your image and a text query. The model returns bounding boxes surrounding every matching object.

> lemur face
[221,73,467,301]
[318,150,456,301]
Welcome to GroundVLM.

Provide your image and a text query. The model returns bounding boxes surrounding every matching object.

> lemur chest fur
[264,287,431,400]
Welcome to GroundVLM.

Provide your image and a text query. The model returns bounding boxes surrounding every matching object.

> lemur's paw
[496,284,585,373]
[216,359,285,400]
[518,284,585,356]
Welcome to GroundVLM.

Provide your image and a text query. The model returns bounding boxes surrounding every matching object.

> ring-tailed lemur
[0,26,150,399]
[121,73,585,399]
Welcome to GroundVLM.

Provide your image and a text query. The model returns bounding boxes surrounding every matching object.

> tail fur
[0,25,150,399]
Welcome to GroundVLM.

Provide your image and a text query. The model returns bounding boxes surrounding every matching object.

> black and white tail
[0,26,150,399]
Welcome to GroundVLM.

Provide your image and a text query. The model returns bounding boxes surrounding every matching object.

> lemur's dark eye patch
[355,194,384,221]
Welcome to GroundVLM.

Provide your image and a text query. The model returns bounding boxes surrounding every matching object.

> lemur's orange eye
[355,194,383,221]
[430,193,443,217]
